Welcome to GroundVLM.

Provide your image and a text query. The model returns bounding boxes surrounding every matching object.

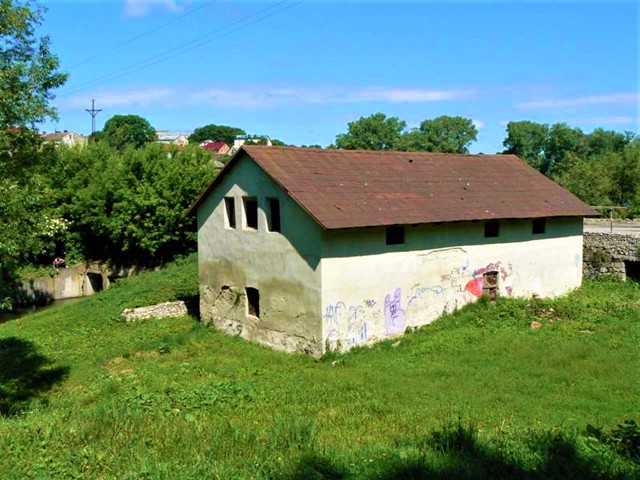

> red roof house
[200,140,230,155]
[192,146,594,355]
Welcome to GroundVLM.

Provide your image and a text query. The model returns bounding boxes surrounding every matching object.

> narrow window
[243,197,258,230]
[224,197,236,229]
[484,221,499,238]
[268,198,281,232]
[386,225,405,245]
[246,287,260,318]
[532,218,546,235]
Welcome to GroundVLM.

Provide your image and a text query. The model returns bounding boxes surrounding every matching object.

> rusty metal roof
[190,146,596,229]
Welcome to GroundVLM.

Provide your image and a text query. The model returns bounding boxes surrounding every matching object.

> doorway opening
[87,272,104,293]
[246,287,260,318]
[482,271,498,301]
[624,261,640,281]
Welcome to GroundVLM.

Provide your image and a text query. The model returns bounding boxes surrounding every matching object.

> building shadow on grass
[0,337,69,416]
[283,424,629,480]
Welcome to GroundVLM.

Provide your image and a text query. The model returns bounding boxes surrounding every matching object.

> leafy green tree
[335,113,407,150]
[101,115,157,150]
[543,123,587,176]
[402,116,478,153]
[0,1,67,308]
[586,128,634,156]
[610,142,640,207]
[502,121,549,170]
[0,0,67,128]
[271,139,287,146]
[188,124,245,146]
[52,143,215,264]
[554,152,615,206]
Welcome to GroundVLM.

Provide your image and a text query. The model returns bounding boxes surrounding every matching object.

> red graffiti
[473,261,501,277]
[465,277,484,297]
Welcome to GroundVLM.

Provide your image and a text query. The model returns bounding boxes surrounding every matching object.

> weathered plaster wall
[197,154,324,355]
[320,217,583,352]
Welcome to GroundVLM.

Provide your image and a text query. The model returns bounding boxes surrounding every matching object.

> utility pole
[85,99,102,135]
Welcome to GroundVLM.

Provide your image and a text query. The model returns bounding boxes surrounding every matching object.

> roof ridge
[243,145,511,157]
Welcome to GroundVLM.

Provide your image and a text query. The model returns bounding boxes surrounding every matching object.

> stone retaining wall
[583,232,640,280]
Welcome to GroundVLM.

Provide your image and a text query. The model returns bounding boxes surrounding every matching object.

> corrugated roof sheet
[192,146,596,229]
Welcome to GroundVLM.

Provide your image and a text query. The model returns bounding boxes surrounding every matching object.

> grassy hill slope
[1,254,639,479]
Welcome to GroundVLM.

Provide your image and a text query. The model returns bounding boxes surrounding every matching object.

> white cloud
[576,116,638,126]
[192,86,473,108]
[472,119,485,130]
[63,85,472,110]
[65,87,176,109]
[351,88,472,103]
[517,93,640,109]
[123,0,184,18]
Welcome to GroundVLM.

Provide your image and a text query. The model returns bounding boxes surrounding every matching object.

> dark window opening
[386,225,405,245]
[246,287,260,317]
[268,198,281,232]
[244,197,258,230]
[482,271,499,301]
[484,221,500,238]
[532,218,546,234]
[224,197,236,229]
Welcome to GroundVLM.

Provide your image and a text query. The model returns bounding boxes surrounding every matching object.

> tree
[101,115,156,150]
[188,124,246,146]
[502,121,549,170]
[401,116,478,153]
[1,1,67,309]
[586,128,634,156]
[51,143,215,264]
[543,123,587,176]
[0,0,67,128]
[335,113,406,150]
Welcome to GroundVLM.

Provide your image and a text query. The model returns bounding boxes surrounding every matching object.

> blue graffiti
[406,285,445,308]
[322,302,346,323]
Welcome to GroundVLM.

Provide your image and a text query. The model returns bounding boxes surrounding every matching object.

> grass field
[1,254,639,479]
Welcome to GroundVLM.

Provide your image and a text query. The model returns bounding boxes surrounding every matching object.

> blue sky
[42,0,639,153]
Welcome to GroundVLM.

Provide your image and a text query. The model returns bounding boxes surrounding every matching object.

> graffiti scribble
[384,288,406,336]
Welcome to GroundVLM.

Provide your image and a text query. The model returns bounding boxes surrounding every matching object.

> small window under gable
[267,198,281,232]
[243,197,258,230]
[224,197,236,229]
[484,221,500,238]
[386,225,405,245]
[532,218,546,235]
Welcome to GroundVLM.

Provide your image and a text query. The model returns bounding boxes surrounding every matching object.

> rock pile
[122,301,188,321]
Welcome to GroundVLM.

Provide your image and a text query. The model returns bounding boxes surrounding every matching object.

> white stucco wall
[197,154,324,355]
[320,218,583,352]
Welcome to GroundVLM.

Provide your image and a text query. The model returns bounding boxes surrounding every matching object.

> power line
[60,0,301,97]
[60,0,288,94]
[66,0,219,70]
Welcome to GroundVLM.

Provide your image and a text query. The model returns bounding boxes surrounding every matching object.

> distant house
[189,146,595,356]
[156,131,189,148]
[227,135,272,156]
[42,131,87,147]
[200,140,230,155]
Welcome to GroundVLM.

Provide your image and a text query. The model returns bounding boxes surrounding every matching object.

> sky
[40,0,639,153]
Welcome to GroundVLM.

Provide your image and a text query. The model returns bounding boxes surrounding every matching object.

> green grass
[1,253,639,479]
